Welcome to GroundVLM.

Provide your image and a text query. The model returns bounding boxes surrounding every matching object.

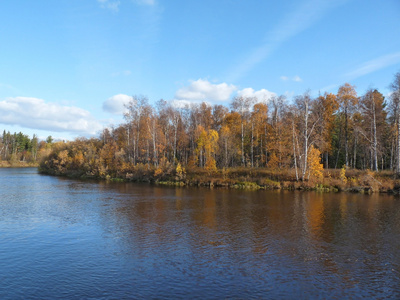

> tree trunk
[345,107,349,167]
[302,101,309,181]
[292,120,299,181]
[397,113,400,173]
[264,124,268,166]
[251,122,254,168]
[371,96,378,171]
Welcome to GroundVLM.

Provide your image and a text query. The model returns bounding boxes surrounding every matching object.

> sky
[0,0,399,140]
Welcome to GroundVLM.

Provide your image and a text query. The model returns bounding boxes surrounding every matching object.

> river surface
[1,168,400,299]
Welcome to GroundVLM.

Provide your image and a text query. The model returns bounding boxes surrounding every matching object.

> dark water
[1,168,400,299]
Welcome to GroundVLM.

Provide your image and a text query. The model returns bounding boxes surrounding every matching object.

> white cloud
[280,76,289,81]
[293,75,302,82]
[175,79,237,102]
[345,52,400,79]
[170,99,192,109]
[237,88,275,102]
[0,97,102,135]
[102,94,132,115]
[97,0,120,12]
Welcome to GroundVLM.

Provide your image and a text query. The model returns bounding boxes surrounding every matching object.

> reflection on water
[0,168,400,299]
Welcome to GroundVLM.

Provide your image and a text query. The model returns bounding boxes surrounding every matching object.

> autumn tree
[359,89,387,171]
[389,71,400,173]
[337,83,358,167]
[251,102,269,166]
[222,111,242,166]
[31,134,39,161]
[294,91,321,181]
[307,145,323,182]
[195,126,219,172]
[231,96,254,166]
[124,95,148,164]
[268,95,288,168]
[314,93,339,167]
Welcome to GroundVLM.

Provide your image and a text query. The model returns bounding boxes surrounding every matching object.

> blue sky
[0,0,399,140]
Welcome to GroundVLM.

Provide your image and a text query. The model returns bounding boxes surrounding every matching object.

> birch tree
[359,89,386,171]
[294,91,321,181]
[337,83,358,167]
[231,96,254,166]
[389,72,400,173]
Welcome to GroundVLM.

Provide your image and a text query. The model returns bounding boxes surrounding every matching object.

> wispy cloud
[0,83,22,94]
[133,0,156,5]
[345,52,400,79]
[226,0,348,82]
[97,0,155,11]
[97,0,120,12]
[311,52,400,95]
[280,75,302,82]
[293,75,302,82]
[317,83,340,94]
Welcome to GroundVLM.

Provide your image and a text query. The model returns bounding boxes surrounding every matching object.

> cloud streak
[97,0,155,12]
[227,0,348,82]
[97,0,120,12]
[132,0,156,5]
[345,52,400,79]
[280,75,302,82]
[0,97,102,135]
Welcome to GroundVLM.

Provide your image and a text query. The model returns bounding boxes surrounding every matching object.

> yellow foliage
[58,150,70,166]
[340,165,347,184]
[205,157,217,175]
[307,145,323,181]
[73,151,84,167]
[176,162,186,180]
[154,167,163,178]
[268,152,279,170]
[195,127,219,169]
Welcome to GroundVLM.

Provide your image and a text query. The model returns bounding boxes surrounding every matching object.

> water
[0,168,400,299]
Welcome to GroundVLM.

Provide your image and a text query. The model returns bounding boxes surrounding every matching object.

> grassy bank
[0,160,39,168]
[155,167,400,194]
[39,159,400,194]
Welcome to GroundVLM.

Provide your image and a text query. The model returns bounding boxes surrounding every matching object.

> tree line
[0,131,53,164]
[40,72,400,181]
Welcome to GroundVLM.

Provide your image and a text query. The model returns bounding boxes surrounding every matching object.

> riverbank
[157,168,400,194]
[39,161,400,194]
[0,160,38,168]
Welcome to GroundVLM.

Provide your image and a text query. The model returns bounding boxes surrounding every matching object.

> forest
[0,131,53,167]
[39,72,400,192]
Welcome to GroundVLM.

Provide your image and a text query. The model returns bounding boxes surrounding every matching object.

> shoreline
[38,167,400,195]
[0,161,38,168]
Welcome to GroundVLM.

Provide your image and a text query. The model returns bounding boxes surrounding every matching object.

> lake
[0,168,399,299]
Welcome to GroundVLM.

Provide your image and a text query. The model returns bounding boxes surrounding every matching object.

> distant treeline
[40,73,400,187]
[0,131,53,165]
